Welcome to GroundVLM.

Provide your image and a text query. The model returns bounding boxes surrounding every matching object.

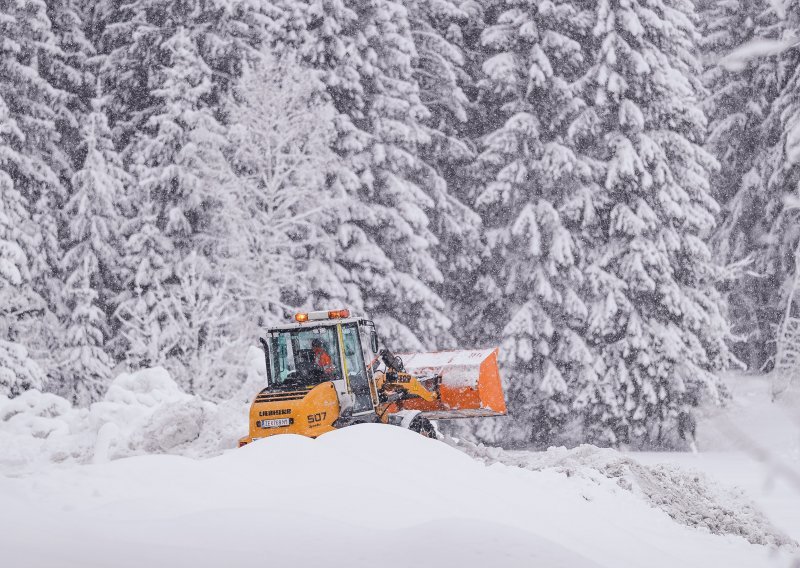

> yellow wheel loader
[238,309,506,446]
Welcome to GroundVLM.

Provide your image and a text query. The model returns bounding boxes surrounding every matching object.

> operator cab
[264,326,342,387]
[260,310,380,416]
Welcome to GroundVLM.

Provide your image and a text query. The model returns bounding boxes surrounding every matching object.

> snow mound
[0,367,247,472]
[455,440,796,548]
[0,425,794,568]
[1,368,797,566]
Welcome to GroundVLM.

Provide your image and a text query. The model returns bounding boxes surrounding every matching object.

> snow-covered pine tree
[59,260,113,405]
[223,54,340,326]
[699,0,783,368]
[126,51,346,398]
[408,0,471,136]
[116,27,232,388]
[93,0,276,386]
[0,0,72,384]
[0,102,46,397]
[749,3,800,370]
[405,0,484,335]
[97,0,262,150]
[43,0,96,165]
[130,27,230,255]
[115,200,176,370]
[98,0,193,147]
[160,251,240,398]
[263,0,456,350]
[425,1,502,355]
[467,0,598,446]
[56,100,129,405]
[574,0,735,446]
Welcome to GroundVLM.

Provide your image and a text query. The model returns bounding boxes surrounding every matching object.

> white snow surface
[0,425,796,568]
[0,367,251,473]
[637,372,800,545]
[0,368,799,567]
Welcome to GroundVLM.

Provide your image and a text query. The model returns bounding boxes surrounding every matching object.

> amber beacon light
[294,309,350,323]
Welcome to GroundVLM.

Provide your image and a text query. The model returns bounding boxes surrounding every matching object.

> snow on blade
[399,348,506,418]
[401,348,495,387]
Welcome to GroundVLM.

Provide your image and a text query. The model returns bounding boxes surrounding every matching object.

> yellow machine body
[239,382,340,445]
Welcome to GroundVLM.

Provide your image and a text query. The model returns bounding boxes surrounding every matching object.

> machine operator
[311,338,335,375]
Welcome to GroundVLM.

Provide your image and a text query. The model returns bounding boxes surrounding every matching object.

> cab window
[267,326,341,388]
[342,324,368,392]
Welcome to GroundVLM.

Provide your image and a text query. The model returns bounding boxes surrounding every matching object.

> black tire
[409,416,437,439]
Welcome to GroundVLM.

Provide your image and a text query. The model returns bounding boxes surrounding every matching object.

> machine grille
[254,389,310,403]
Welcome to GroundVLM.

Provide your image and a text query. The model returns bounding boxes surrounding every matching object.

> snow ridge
[0,367,248,473]
[451,439,796,549]
[2,365,795,555]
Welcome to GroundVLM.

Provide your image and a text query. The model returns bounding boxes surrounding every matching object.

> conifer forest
[2,0,799,449]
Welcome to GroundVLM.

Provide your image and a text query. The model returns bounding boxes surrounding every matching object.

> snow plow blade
[398,348,506,420]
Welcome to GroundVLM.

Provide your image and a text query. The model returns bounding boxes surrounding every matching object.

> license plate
[257,418,292,429]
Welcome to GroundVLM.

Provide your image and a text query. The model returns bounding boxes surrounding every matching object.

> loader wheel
[410,416,437,440]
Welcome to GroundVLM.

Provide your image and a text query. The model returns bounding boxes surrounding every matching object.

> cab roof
[265,317,367,333]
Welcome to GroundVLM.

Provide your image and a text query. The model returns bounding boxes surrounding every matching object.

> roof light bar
[293,309,350,323]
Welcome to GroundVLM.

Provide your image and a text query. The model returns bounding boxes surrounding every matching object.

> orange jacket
[313,347,334,374]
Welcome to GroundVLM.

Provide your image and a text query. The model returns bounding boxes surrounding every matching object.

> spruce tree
[223,54,340,324]
[115,200,176,370]
[114,27,233,381]
[98,0,259,149]
[406,0,483,332]
[0,110,46,396]
[261,0,458,349]
[44,0,96,164]
[95,1,267,382]
[574,0,735,446]
[469,0,597,446]
[752,4,800,366]
[57,101,129,404]
[0,0,70,385]
[699,0,783,368]
[128,26,230,255]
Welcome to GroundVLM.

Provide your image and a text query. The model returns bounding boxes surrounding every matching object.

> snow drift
[1,367,797,567]
[0,424,796,568]
[0,367,248,473]
[459,441,794,548]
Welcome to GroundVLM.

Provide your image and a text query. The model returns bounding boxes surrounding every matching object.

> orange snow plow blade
[398,348,506,420]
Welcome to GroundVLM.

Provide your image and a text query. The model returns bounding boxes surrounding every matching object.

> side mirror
[363,320,380,354]
[259,338,271,386]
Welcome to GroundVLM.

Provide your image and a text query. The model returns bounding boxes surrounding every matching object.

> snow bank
[0,366,248,473]
[0,425,795,568]
[674,372,800,541]
[457,440,795,548]
[1,367,797,567]
[697,372,800,459]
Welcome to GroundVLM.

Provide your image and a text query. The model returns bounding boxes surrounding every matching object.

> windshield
[266,326,342,388]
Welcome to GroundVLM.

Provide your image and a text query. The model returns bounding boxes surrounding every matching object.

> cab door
[339,323,374,415]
